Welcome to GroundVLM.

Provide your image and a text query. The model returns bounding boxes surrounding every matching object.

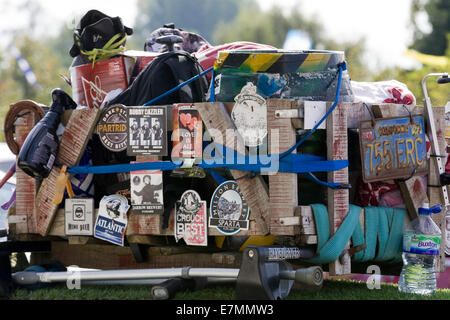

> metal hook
[402,104,414,124]
[363,103,376,127]
[397,166,417,182]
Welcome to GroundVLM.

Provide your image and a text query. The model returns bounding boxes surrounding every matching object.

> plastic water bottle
[398,203,442,295]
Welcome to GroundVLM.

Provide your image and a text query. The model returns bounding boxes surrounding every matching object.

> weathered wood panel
[267,99,298,235]
[196,102,270,235]
[50,241,240,269]
[327,102,350,275]
[36,109,101,236]
[14,113,37,234]
[428,106,447,272]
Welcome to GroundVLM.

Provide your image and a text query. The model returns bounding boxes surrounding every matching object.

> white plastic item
[398,203,441,295]
[351,80,416,105]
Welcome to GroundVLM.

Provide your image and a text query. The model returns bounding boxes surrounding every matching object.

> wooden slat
[326,102,350,275]
[267,99,298,235]
[14,113,37,234]
[35,109,101,236]
[196,102,270,235]
[428,106,447,272]
[295,206,316,235]
[49,241,240,270]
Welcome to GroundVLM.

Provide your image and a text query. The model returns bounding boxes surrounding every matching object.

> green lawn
[10,279,450,300]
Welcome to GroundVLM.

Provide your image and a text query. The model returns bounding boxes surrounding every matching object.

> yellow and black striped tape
[214,50,345,73]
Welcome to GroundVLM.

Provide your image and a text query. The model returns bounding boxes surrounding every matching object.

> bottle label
[403,232,440,256]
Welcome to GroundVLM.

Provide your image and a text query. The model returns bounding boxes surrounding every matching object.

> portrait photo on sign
[172,105,203,160]
[129,118,140,146]
[127,107,167,156]
[130,166,164,214]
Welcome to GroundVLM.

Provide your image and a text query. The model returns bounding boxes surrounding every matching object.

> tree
[213,5,370,81]
[133,0,254,46]
[410,0,450,55]
[0,36,71,141]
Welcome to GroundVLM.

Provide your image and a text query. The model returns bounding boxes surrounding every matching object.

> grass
[9,279,450,300]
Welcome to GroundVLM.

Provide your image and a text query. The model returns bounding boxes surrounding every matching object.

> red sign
[172,104,203,160]
[175,190,208,246]
[70,56,133,109]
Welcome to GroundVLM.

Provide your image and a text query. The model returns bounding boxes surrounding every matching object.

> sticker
[65,198,94,236]
[94,195,129,246]
[403,232,441,256]
[97,104,128,152]
[127,107,167,156]
[81,75,107,109]
[231,82,267,147]
[172,105,203,161]
[130,164,163,214]
[209,181,249,235]
[175,190,208,246]
[214,74,222,95]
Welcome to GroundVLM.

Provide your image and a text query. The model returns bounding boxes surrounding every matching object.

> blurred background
[0,0,448,141]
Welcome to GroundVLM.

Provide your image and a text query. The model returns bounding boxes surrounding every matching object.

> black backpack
[109,50,208,106]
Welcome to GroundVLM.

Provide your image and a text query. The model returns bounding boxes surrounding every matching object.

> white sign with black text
[65,198,94,236]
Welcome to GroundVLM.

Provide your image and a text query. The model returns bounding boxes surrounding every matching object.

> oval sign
[97,104,128,152]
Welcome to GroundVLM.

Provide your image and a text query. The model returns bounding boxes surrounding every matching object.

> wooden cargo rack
[8,99,448,275]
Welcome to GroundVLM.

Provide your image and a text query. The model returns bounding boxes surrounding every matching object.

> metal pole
[13,267,240,285]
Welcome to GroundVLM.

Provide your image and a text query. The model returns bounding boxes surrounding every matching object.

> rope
[4,100,45,155]
[80,33,127,68]
[305,204,405,264]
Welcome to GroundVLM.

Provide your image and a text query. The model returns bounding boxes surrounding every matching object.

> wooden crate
[9,101,447,275]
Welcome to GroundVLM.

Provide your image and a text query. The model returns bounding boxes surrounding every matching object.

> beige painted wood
[35,109,101,236]
[326,102,350,275]
[49,241,240,270]
[428,106,447,272]
[267,99,298,235]
[14,113,37,234]
[196,102,270,235]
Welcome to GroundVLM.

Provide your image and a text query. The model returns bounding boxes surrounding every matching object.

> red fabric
[383,86,415,105]
[357,178,398,207]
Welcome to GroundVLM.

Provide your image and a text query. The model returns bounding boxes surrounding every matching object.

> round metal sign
[97,104,128,152]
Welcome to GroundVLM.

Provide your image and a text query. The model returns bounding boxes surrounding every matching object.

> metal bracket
[8,215,27,224]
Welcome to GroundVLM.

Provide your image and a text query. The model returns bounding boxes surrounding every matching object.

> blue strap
[302,172,346,190]
[67,144,349,175]
[204,168,227,184]
[209,67,215,102]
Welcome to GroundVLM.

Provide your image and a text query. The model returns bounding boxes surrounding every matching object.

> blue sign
[94,215,127,246]
[359,116,427,182]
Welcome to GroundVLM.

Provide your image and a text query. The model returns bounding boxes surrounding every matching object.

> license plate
[359,116,427,182]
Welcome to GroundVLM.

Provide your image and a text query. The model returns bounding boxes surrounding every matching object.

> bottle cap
[418,203,442,215]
